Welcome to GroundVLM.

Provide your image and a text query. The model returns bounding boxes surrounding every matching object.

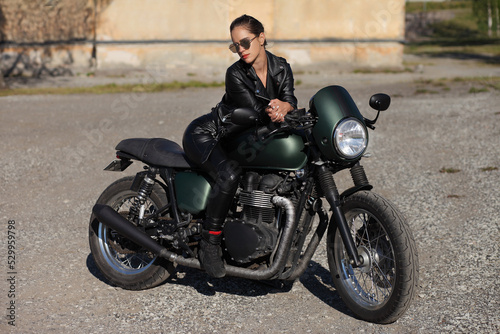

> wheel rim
[97,193,158,275]
[334,209,396,309]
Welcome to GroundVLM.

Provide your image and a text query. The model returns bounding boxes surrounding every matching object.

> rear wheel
[327,191,418,324]
[89,176,175,290]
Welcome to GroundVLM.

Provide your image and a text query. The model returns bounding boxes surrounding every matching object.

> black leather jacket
[214,50,297,124]
[184,51,297,164]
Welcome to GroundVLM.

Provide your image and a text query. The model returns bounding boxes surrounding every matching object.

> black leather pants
[182,113,242,238]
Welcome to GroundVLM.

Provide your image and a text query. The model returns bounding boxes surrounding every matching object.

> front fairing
[309,85,368,162]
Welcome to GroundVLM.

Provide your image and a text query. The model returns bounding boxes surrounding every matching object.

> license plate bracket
[103,159,133,172]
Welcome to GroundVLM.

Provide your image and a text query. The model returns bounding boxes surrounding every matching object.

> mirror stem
[364,110,381,129]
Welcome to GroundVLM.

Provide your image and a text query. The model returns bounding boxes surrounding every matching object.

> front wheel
[327,191,418,324]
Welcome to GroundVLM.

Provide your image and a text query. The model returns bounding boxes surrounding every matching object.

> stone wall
[0,0,94,43]
[0,0,95,77]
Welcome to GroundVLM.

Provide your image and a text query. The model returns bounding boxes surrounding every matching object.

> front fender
[340,184,373,201]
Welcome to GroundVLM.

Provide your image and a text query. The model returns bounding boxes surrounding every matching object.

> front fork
[317,163,370,267]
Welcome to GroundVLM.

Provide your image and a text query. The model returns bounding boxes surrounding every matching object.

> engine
[223,172,284,264]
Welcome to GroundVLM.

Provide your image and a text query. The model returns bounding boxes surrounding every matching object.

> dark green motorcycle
[89,85,418,324]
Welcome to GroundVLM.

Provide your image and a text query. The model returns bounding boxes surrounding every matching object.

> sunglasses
[229,36,258,53]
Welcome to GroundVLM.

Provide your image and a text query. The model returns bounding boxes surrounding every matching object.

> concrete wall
[97,0,405,41]
[96,0,406,71]
[0,0,406,77]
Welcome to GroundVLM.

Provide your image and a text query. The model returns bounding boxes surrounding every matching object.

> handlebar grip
[284,108,307,121]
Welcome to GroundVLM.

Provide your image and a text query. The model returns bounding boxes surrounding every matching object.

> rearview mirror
[231,108,259,126]
[369,94,391,111]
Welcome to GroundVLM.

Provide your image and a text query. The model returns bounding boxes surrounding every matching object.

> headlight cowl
[334,118,367,159]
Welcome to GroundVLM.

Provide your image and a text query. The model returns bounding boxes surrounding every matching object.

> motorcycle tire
[326,191,418,324]
[89,176,175,290]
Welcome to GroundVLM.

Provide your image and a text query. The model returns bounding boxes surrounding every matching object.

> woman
[182,14,297,278]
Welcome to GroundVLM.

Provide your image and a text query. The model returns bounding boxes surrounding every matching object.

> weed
[469,87,489,93]
[480,166,498,172]
[354,67,413,74]
[440,167,461,173]
[415,89,439,94]
[404,0,500,57]
[0,80,225,97]
[415,76,500,92]
[414,79,434,85]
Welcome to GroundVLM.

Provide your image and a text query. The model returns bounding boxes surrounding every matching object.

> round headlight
[334,118,367,159]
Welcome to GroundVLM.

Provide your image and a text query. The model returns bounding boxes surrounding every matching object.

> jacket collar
[243,51,285,80]
[266,51,285,77]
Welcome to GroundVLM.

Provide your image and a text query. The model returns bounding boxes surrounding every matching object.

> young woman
[182,14,297,278]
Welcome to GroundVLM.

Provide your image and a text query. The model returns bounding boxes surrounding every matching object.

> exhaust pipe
[92,196,297,280]
[92,204,174,260]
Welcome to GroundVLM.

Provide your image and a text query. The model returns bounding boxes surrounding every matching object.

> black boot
[197,159,240,278]
[199,226,226,278]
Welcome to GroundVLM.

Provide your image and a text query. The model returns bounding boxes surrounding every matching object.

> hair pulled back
[230,14,267,47]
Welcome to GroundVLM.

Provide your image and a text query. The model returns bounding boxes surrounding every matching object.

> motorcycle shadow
[299,261,353,317]
[86,254,352,317]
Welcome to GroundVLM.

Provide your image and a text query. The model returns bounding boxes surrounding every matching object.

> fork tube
[317,165,362,267]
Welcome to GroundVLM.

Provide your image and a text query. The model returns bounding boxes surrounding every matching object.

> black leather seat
[115,138,195,168]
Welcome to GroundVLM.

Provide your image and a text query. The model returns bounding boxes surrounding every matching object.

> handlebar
[284,108,316,129]
[259,108,317,141]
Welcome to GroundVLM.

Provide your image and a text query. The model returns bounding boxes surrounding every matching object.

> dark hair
[230,14,267,47]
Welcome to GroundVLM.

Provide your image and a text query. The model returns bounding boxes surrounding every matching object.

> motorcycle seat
[115,138,196,168]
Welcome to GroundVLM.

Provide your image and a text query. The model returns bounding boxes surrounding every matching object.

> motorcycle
[89,85,418,324]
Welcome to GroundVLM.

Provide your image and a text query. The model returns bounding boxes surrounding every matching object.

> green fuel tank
[223,129,307,171]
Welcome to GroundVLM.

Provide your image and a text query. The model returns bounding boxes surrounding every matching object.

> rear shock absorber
[130,168,157,222]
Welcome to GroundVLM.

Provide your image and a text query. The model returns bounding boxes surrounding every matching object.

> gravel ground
[0,55,499,333]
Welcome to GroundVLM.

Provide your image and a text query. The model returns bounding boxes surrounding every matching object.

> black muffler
[92,204,174,260]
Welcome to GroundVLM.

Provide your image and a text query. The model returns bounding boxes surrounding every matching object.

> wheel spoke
[327,192,418,323]
[335,209,397,307]
[374,263,393,289]
[98,194,160,275]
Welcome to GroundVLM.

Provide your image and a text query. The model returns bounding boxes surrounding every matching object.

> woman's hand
[265,99,294,123]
